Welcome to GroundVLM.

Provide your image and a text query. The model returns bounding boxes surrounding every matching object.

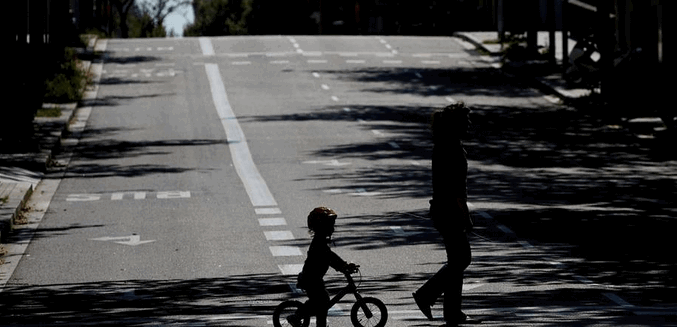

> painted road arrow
[90,234,156,246]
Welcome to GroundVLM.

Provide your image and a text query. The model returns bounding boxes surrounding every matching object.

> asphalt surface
[1,35,675,326]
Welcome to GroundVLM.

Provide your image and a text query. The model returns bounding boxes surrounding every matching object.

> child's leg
[304,283,331,327]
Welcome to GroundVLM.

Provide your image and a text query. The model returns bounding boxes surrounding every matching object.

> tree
[112,0,136,38]
[138,0,192,36]
[184,0,253,36]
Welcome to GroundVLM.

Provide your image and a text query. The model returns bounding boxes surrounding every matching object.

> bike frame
[325,271,374,318]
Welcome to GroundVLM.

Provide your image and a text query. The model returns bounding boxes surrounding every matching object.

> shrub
[43,47,88,103]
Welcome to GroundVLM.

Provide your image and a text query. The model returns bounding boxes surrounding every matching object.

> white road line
[383,60,402,64]
[603,293,634,308]
[111,193,124,201]
[205,62,277,207]
[350,190,383,197]
[308,59,327,64]
[518,240,535,249]
[389,142,400,149]
[446,96,458,103]
[278,264,304,275]
[331,96,339,102]
[270,60,289,64]
[264,231,294,241]
[422,60,441,64]
[67,194,101,202]
[496,224,514,234]
[544,95,562,104]
[157,191,190,199]
[321,84,330,90]
[269,246,303,256]
[288,282,303,294]
[258,218,287,226]
[390,226,406,234]
[231,61,251,65]
[312,72,321,78]
[255,208,282,215]
[346,60,366,64]
[477,211,493,219]
[455,38,476,50]
[199,37,215,56]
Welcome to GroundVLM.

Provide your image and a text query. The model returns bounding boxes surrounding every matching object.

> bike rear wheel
[273,300,310,327]
[350,297,387,327]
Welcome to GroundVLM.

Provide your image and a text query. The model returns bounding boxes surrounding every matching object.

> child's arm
[328,250,355,272]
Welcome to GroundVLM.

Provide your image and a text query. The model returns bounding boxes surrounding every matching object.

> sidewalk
[0,38,96,243]
[454,31,593,100]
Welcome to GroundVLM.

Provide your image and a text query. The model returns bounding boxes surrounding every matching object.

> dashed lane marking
[66,191,190,202]
[278,264,304,275]
[269,246,303,257]
[258,218,287,226]
[264,231,294,241]
[256,208,282,215]
[199,37,215,56]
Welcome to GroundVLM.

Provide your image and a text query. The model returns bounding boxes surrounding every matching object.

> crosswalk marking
[269,246,303,256]
[278,264,304,275]
[256,208,282,215]
[264,231,294,241]
[258,218,287,226]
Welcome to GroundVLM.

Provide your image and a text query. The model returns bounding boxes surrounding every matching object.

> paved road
[1,36,674,326]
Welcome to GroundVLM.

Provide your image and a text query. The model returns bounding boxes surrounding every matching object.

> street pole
[562,0,569,72]
[548,0,557,65]
[596,0,614,103]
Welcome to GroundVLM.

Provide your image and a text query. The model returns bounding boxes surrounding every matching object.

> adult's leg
[441,231,471,322]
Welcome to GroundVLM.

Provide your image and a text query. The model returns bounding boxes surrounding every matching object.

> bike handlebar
[343,263,360,275]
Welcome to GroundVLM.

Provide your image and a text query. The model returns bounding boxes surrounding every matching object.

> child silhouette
[290,207,356,327]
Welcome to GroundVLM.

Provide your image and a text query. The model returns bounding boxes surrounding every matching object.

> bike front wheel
[273,300,310,327]
[350,297,387,327]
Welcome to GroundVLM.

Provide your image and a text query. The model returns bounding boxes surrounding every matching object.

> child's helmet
[307,207,337,233]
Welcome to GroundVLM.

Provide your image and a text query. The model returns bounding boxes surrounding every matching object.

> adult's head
[431,102,471,143]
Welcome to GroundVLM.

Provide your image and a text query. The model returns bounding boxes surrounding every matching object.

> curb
[0,183,33,242]
[0,36,98,244]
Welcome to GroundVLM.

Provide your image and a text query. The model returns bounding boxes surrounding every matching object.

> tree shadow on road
[244,64,677,306]
[2,269,672,326]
